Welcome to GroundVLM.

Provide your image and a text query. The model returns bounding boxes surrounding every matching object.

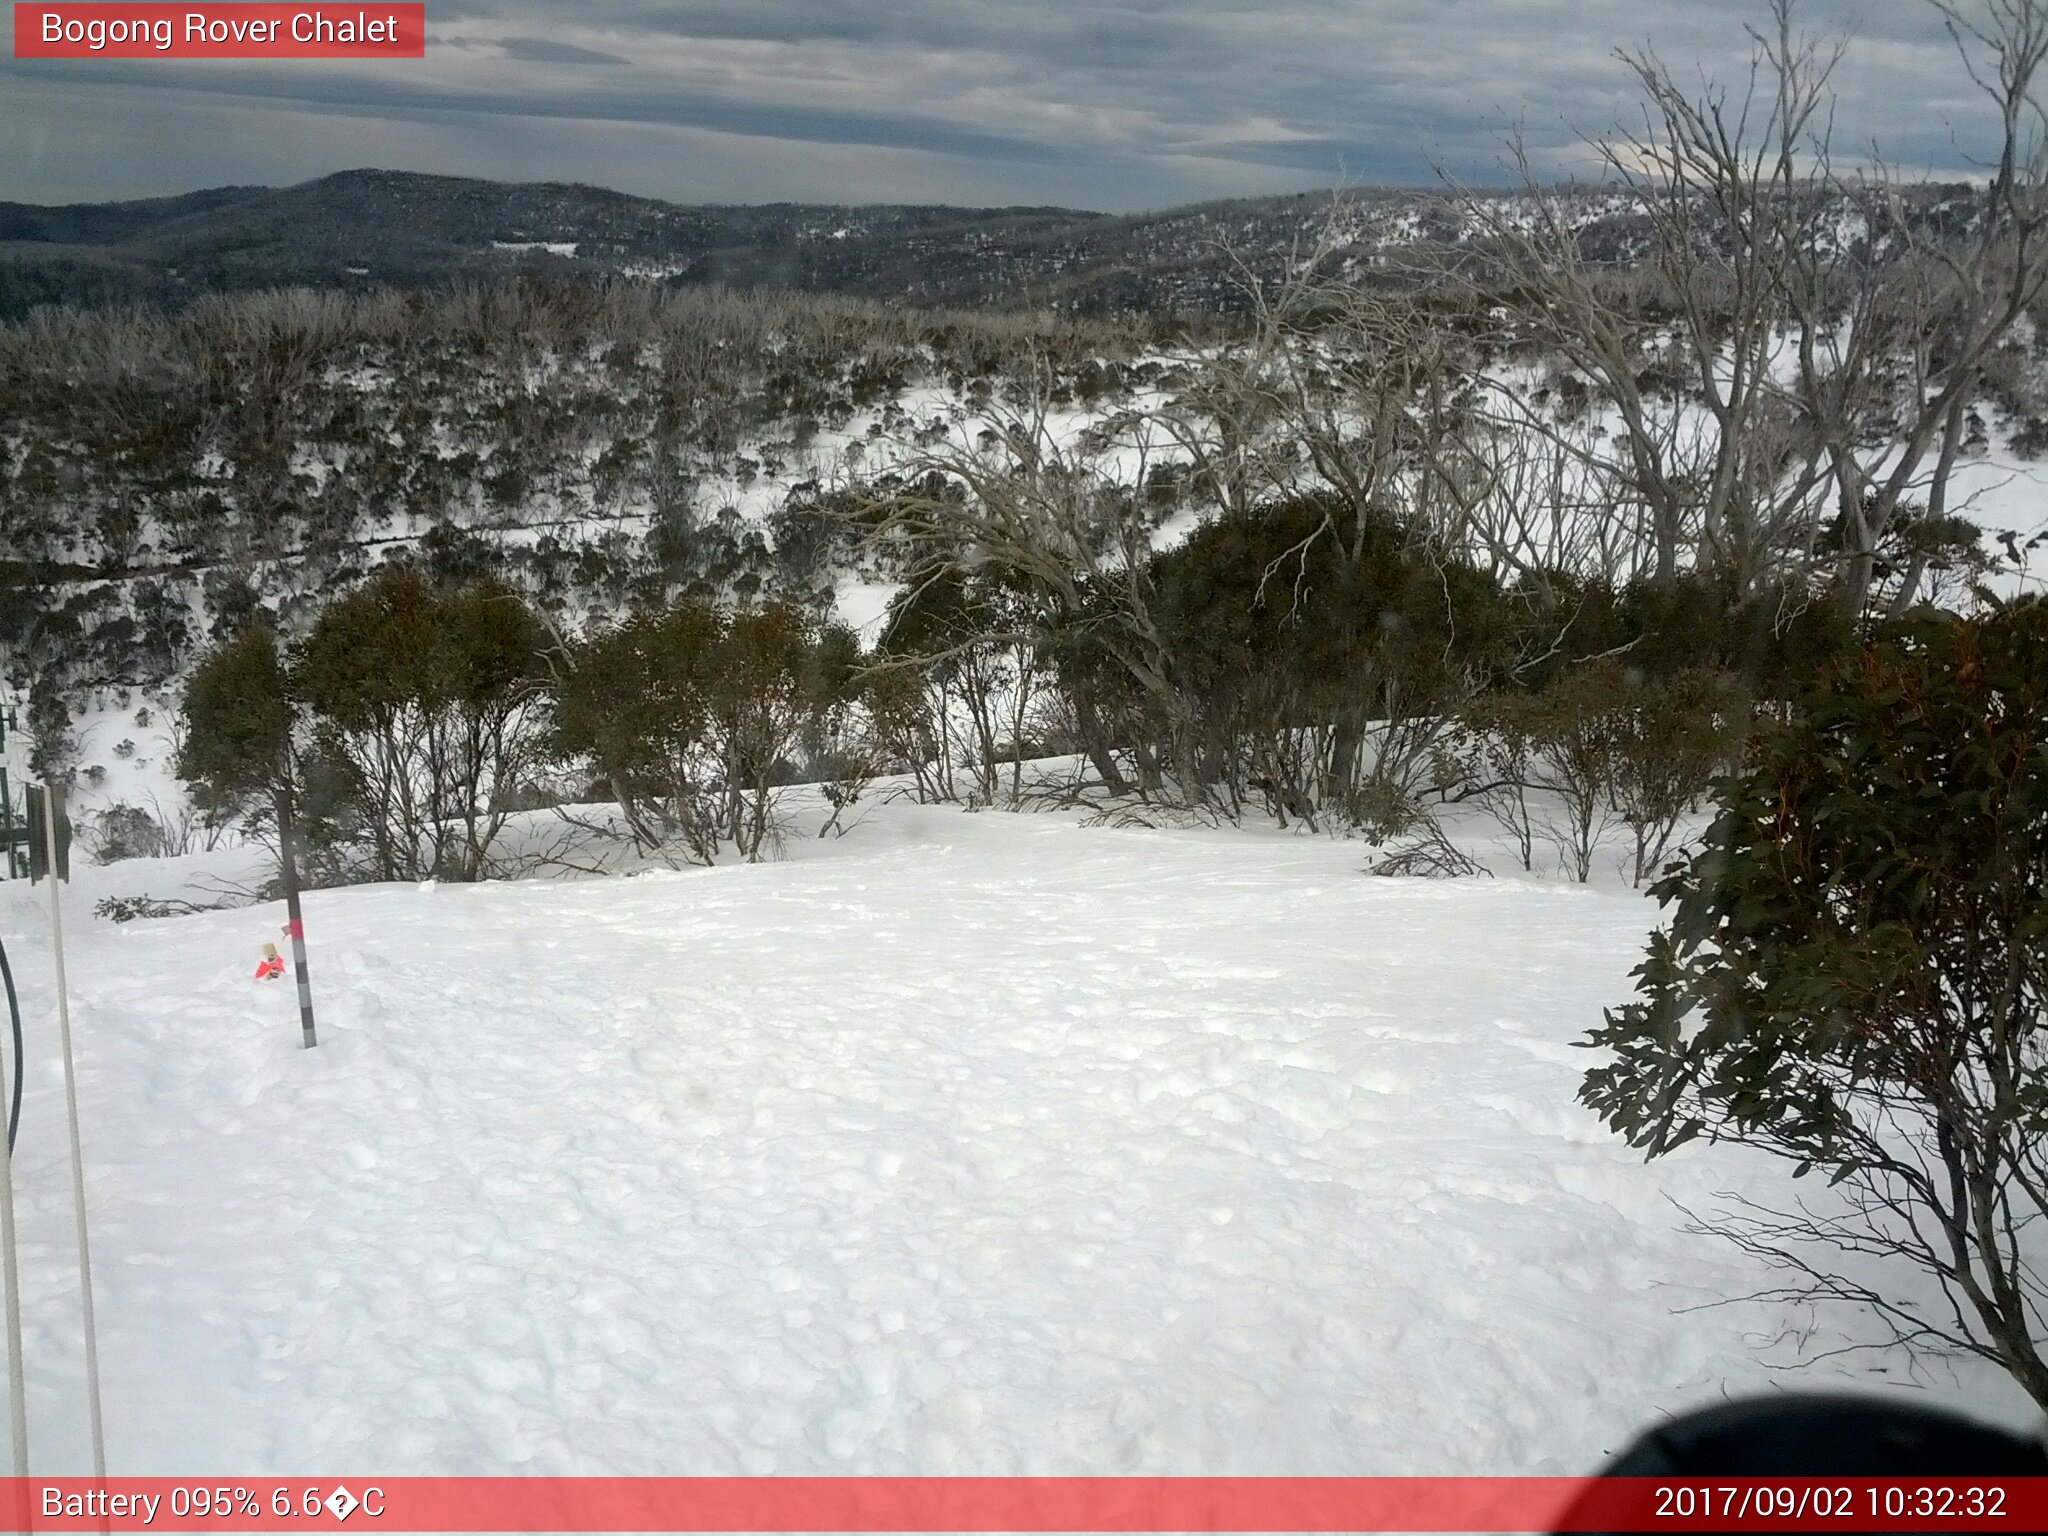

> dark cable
[0,934,20,1152]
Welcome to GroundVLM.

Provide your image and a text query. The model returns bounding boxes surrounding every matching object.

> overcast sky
[0,1,2015,211]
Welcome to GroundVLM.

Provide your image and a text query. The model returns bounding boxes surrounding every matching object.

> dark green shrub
[1583,598,2048,1408]
[555,598,853,862]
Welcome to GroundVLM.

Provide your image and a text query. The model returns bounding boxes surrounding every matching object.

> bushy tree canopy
[283,563,550,882]
[176,620,293,808]
[555,597,852,862]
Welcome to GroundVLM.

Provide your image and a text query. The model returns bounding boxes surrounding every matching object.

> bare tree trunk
[1070,689,1129,797]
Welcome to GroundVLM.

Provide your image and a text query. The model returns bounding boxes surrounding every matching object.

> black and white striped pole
[273,785,318,1050]
[0,689,20,882]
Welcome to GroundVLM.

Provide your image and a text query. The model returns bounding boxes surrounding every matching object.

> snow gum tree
[705,602,847,860]
[1469,0,2048,621]
[552,602,726,863]
[1583,597,2048,1409]
[876,565,1044,807]
[554,598,857,863]
[291,564,550,882]
[177,619,319,1034]
[177,620,295,828]
[1147,492,1509,834]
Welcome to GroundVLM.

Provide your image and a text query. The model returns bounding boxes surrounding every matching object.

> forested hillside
[0,282,1168,691]
[4,2,2048,879]
[8,167,1976,320]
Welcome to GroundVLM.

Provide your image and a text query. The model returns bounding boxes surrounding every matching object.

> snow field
[0,801,2034,1480]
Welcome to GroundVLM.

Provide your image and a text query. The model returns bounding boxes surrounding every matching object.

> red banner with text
[13,5,425,59]
[3,1476,2044,1532]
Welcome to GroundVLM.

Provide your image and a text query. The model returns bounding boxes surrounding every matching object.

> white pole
[0,984,27,1485]
[41,785,105,1482]
[0,698,26,1493]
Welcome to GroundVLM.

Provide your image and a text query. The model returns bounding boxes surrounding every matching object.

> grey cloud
[496,37,630,67]
[1,59,1086,166]
[0,0,2009,210]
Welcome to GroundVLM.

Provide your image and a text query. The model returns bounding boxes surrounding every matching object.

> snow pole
[0,698,27,1505]
[41,781,107,1484]
[274,786,317,1049]
[0,936,27,1497]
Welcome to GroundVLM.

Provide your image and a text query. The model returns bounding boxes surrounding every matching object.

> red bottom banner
[3,1476,2042,1533]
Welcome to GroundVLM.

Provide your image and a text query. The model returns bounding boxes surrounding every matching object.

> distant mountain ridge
[0,168,1491,319]
[0,167,1977,322]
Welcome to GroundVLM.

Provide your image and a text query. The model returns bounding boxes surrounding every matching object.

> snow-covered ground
[0,797,2035,1478]
[49,692,187,827]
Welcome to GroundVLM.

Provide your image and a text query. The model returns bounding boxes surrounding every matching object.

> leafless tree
[854,355,1203,803]
[1459,0,2048,618]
